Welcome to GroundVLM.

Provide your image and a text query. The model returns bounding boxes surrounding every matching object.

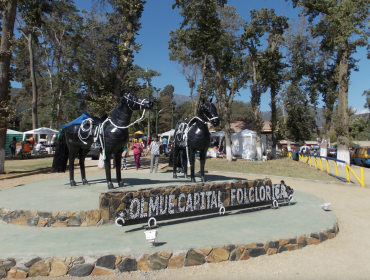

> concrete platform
[0,172,265,212]
[0,172,336,258]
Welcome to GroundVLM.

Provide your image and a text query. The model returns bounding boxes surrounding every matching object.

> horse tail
[51,130,69,173]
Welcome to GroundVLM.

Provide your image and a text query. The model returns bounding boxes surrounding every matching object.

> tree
[243,8,285,159]
[349,117,368,141]
[212,5,246,161]
[174,101,193,124]
[282,18,318,144]
[157,86,176,133]
[0,0,52,173]
[287,0,370,164]
[13,1,81,130]
[363,89,370,115]
[229,101,253,122]
[253,10,288,158]
[160,84,174,98]
[0,0,17,173]
[170,0,227,115]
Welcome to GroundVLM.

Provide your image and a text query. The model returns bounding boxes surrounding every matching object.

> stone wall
[0,209,102,227]
[0,221,339,278]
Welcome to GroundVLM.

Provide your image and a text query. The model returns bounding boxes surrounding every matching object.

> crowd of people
[120,135,172,173]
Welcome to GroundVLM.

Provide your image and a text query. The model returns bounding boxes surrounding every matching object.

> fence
[286,151,365,188]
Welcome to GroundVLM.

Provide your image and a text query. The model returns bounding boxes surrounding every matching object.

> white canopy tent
[22,127,58,153]
[231,129,267,160]
[159,129,175,142]
[22,127,58,142]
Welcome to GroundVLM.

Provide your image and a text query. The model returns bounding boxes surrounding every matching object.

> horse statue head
[123,91,153,110]
[199,98,220,127]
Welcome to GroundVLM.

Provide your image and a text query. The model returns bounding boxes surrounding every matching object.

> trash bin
[291,152,298,161]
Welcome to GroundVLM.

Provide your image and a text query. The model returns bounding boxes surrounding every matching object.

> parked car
[310,147,320,155]
[299,146,310,154]
[351,146,370,166]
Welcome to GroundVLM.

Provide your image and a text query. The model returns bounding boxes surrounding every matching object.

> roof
[7,129,23,135]
[304,141,318,145]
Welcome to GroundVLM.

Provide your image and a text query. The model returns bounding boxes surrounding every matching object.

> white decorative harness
[78,94,148,160]
[177,111,219,167]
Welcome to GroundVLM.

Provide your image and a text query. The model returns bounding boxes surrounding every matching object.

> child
[121,143,129,170]
[146,135,161,173]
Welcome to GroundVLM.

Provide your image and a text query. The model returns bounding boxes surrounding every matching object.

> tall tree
[254,9,288,158]
[0,0,52,173]
[282,18,318,145]
[242,8,281,159]
[157,85,176,133]
[287,0,370,164]
[0,0,17,173]
[170,0,227,115]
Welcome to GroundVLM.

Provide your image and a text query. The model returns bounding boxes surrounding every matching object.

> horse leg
[115,149,124,188]
[104,154,114,189]
[189,148,196,183]
[79,148,90,185]
[173,146,178,178]
[200,150,206,182]
[69,147,78,187]
[183,149,188,178]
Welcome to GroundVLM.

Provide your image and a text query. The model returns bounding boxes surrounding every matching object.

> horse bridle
[201,103,219,123]
[124,93,147,111]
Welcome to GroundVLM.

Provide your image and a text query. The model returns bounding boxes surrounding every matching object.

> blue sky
[11,0,370,114]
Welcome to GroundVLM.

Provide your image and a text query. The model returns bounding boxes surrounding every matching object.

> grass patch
[192,157,339,182]
[4,156,53,173]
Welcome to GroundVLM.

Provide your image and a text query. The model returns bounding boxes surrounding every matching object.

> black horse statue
[172,99,219,182]
[51,92,153,189]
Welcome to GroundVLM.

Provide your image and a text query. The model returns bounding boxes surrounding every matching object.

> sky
[11,0,370,114]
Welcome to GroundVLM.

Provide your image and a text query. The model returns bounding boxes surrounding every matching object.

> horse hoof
[82,179,89,185]
[191,178,196,183]
[107,183,114,190]
[70,180,77,187]
[184,174,188,179]
[118,181,124,188]
[173,173,177,179]
[201,177,206,183]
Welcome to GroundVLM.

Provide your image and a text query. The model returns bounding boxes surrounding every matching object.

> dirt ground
[3,158,370,279]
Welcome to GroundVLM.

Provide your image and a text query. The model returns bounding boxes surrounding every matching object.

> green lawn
[2,154,339,183]
[4,156,53,172]
[193,157,339,182]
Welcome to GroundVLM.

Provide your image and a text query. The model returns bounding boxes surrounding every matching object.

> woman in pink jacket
[132,139,143,170]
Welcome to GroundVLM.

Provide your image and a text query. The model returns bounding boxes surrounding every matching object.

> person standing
[162,136,168,154]
[10,137,16,158]
[146,135,161,173]
[132,139,143,170]
[121,143,129,170]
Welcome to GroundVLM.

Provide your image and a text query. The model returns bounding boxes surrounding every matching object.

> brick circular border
[0,221,339,278]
